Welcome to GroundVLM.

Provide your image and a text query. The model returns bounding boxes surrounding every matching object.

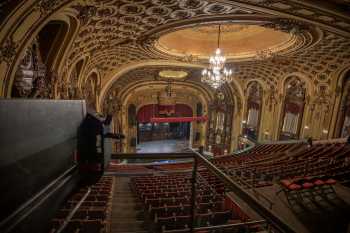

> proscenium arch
[120,82,211,152]
[98,60,205,109]
[120,81,213,110]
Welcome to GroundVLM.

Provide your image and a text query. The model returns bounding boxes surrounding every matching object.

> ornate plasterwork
[53,0,349,84]
[0,1,349,109]
[0,39,17,64]
[154,23,298,61]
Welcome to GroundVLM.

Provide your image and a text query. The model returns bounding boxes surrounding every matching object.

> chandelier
[201,25,233,89]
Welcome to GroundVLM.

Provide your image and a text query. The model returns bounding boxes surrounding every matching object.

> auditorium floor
[256,184,350,233]
[136,139,190,153]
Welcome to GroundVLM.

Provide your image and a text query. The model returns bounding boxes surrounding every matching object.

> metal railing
[56,188,91,233]
[111,149,296,233]
[0,165,77,233]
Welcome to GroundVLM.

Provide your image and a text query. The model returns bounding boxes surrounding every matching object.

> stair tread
[110,177,146,233]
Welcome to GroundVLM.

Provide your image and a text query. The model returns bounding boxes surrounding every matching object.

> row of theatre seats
[214,142,350,190]
[131,172,265,233]
[48,176,113,233]
[109,141,350,191]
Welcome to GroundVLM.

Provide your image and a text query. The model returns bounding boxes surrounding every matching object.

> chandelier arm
[218,25,221,49]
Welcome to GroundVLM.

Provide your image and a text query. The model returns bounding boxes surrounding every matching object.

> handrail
[111,151,295,233]
[191,150,293,233]
[0,165,77,232]
[221,165,274,209]
[194,219,267,231]
[56,188,91,233]
[111,152,194,160]
[163,220,268,233]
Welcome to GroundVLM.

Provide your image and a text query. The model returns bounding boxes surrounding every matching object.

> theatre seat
[79,220,104,233]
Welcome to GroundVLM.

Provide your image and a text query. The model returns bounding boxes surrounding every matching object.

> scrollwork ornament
[77,4,97,25]
[37,0,59,15]
[263,18,309,34]
[0,39,17,64]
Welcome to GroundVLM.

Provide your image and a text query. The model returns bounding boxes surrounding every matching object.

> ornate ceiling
[156,24,295,60]
[0,0,350,105]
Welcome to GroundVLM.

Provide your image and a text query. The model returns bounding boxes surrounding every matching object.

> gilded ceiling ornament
[77,5,97,25]
[58,0,349,84]
[152,0,178,7]
[37,0,59,14]
[202,3,234,14]
[179,0,207,10]
[263,18,309,34]
[0,39,17,64]
[169,10,196,19]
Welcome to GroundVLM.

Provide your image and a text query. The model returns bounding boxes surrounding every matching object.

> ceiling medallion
[201,25,233,89]
[159,70,188,80]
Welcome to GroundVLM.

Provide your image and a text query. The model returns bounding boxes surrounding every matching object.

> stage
[136,139,190,153]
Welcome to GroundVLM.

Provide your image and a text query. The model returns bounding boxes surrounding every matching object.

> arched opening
[82,72,99,111]
[279,76,306,140]
[243,81,263,140]
[11,21,69,98]
[67,59,84,99]
[207,89,234,156]
[336,70,350,137]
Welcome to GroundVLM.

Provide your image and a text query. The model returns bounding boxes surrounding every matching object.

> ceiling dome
[156,23,297,61]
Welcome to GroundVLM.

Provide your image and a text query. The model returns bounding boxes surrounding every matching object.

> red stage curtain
[137,105,157,123]
[137,104,193,123]
[150,116,208,123]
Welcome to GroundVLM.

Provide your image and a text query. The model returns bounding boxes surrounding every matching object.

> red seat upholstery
[325,178,336,185]
[302,182,314,189]
[313,179,325,186]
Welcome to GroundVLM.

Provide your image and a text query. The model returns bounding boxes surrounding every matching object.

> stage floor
[136,139,190,153]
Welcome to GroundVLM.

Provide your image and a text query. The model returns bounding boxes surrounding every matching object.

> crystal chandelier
[201,25,233,89]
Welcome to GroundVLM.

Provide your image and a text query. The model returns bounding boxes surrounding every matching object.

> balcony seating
[131,172,248,233]
[278,176,337,204]
[48,176,113,233]
[213,142,350,189]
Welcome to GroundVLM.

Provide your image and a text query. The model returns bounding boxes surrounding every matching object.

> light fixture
[159,70,188,80]
[201,25,233,89]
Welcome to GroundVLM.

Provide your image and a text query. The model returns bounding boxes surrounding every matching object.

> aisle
[110,177,146,233]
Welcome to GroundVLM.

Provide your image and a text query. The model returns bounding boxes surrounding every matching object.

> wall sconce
[264,131,269,135]
[242,120,247,124]
[304,125,309,130]
[322,129,328,134]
